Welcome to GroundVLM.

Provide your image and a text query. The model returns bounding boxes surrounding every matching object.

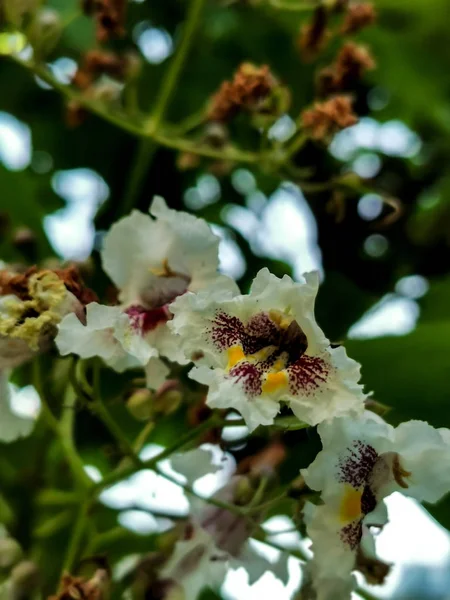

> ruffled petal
[145,357,170,390]
[172,270,366,430]
[0,373,36,443]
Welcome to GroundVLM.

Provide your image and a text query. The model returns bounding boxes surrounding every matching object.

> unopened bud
[90,79,123,104]
[27,9,62,58]
[124,52,142,80]
[202,123,228,149]
[153,389,182,416]
[10,561,39,599]
[127,389,153,421]
[234,476,255,506]
[0,538,23,570]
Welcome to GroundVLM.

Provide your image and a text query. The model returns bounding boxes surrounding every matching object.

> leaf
[346,322,450,428]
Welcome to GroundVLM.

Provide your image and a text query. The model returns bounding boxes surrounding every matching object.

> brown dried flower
[81,0,127,42]
[341,2,376,35]
[0,265,97,307]
[72,50,130,90]
[298,6,331,62]
[317,41,375,95]
[0,267,38,300]
[53,265,98,306]
[49,570,109,600]
[208,62,278,122]
[302,95,358,141]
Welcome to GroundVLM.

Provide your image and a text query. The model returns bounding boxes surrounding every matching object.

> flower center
[141,259,191,309]
[126,304,170,334]
[223,310,308,393]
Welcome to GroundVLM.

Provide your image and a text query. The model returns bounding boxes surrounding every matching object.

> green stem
[9,55,258,165]
[32,361,92,491]
[284,131,308,159]
[61,498,91,576]
[94,414,220,491]
[149,0,208,132]
[267,0,319,10]
[119,0,208,215]
[91,398,143,466]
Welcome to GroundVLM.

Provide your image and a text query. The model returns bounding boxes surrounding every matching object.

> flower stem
[267,0,320,10]
[93,413,220,491]
[90,397,143,467]
[60,498,91,577]
[149,0,208,132]
[119,0,208,215]
[32,360,92,491]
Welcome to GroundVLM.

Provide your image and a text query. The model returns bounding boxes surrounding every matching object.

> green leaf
[346,322,450,428]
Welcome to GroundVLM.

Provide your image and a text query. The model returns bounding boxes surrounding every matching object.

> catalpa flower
[301,413,450,599]
[159,448,288,599]
[57,197,236,387]
[170,268,365,431]
[0,266,91,442]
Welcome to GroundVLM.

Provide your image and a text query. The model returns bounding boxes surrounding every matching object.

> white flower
[301,413,450,599]
[57,197,237,381]
[102,196,234,307]
[170,268,365,431]
[161,448,289,598]
[56,303,169,388]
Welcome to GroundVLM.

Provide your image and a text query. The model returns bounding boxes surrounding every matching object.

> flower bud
[10,560,39,600]
[0,538,23,570]
[26,9,62,58]
[90,79,123,104]
[153,388,182,416]
[127,389,154,421]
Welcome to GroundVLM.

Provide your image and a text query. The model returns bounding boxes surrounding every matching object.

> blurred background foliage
[1,0,450,598]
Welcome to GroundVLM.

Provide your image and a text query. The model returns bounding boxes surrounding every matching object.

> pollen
[339,486,363,523]
[227,345,246,370]
[268,309,291,330]
[262,371,288,394]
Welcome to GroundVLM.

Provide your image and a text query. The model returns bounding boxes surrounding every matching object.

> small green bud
[26,8,62,59]
[91,78,123,104]
[153,389,182,416]
[127,389,154,421]
[0,538,23,570]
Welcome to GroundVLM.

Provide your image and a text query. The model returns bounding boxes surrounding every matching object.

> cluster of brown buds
[207,62,290,124]
[81,0,127,42]
[67,49,140,126]
[299,0,376,61]
[300,2,376,142]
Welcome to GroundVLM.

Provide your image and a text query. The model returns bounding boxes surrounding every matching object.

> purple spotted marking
[287,355,330,395]
[210,310,328,397]
[126,304,170,334]
[340,520,363,550]
[229,361,262,396]
[338,441,379,488]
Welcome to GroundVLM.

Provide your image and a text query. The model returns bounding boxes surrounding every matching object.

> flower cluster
[3,199,450,600]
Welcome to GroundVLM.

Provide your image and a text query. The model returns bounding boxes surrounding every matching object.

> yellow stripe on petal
[339,486,363,523]
[227,346,245,370]
[262,371,288,393]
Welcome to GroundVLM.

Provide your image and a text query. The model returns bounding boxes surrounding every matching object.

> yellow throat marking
[339,485,363,523]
